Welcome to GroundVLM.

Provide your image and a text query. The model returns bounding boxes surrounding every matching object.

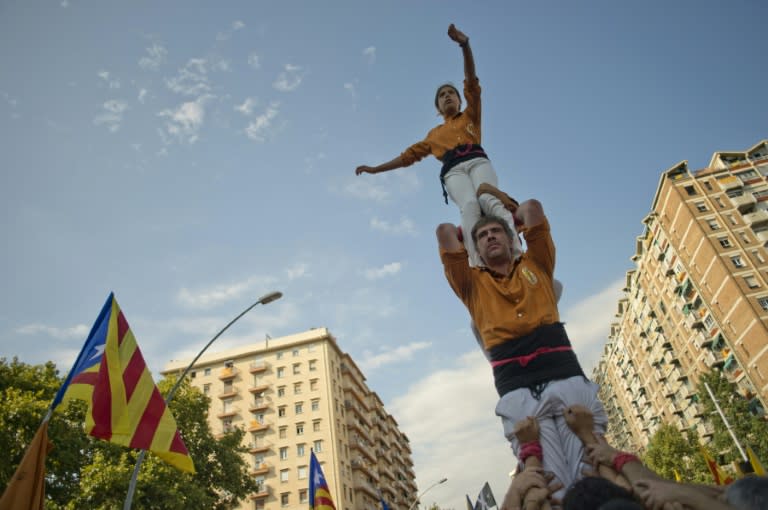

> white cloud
[561,277,624,375]
[341,179,390,202]
[138,43,168,70]
[286,263,309,280]
[247,53,260,69]
[97,70,120,89]
[232,20,245,30]
[343,82,356,97]
[16,323,90,340]
[245,101,280,142]
[138,88,148,103]
[364,262,402,280]
[93,99,128,132]
[165,58,211,96]
[370,216,417,236]
[273,64,304,92]
[235,97,257,116]
[158,95,211,144]
[177,274,278,310]
[389,351,513,510]
[359,341,431,370]
[363,46,376,65]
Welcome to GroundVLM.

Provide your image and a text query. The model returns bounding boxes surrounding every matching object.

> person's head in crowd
[597,499,645,510]
[563,477,639,510]
[724,475,768,510]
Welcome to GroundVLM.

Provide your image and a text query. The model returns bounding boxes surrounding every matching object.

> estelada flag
[52,293,194,472]
[309,450,336,510]
[0,421,52,510]
[700,447,733,485]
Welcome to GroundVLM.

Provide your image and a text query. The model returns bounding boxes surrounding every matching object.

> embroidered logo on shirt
[466,123,476,137]
[521,267,538,286]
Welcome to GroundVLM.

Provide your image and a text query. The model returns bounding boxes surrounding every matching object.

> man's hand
[585,434,620,467]
[355,165,375,175]
[513,416,540,444]
[501,468,547,510]
[563,405,595,444]
[447,24,468,46]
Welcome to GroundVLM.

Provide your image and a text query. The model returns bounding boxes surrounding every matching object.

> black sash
[439,144,488,204]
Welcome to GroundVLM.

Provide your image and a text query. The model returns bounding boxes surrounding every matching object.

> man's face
[475,222,512,263]
[437,86,460,116]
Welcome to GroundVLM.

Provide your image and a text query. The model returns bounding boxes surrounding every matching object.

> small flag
[0,421,52,510]
[700,447,733,485]
[673,468,682,482]
[466,494,474,510]
[53,293,194,472]
[474,481,497,510]
[379,490,390,510]
[310,450,336,510]
[746,445,766,476]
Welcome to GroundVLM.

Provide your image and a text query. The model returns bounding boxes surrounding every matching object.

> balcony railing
[249,361,268,373]
[219,367,238,380]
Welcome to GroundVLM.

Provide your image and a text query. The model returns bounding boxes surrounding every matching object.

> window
[276,351,284,359]
[732,255,746,268]
[296,423,305,435]
[224,360,234,368]
[718,237,732,248]
[726,189,743,198]
[281,493,289,507]
[695,202,707,212]
[294,383,302,394]
[279,426,287,439]
[740,232,751,244]
[295,402,304,414]
[313,420,321,432]
[736,169,759,180]
[293,363,301,375]
[704,315,715,330]
[728,214,737,225]
[313,440,323,452]
[309,359,317,371]
[280,447,288,460]
[293,349,300,357]
[300,489,308,504]
[204,368,211,376]
[277,385,286,397]
[684,185,697,196]
[753,250,766,263]
[277,367,285,378]
[297,443,305,456]
[715,197,725,208]
[280,469,289,482]
[311,399,320,411]
[223,418,233,432]
[707,219,720,231]
[310,379,318,391]
[758,297,768,311]
[755,190,768,200]
[704,181,713,191]
[278,406,286,418]
[745,275,760,289]
[308,343,316,352]
[298,465,308,479]
[190,371,196,379]
[203,383,210,395]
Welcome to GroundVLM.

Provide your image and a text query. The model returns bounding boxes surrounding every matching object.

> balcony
[249,361,269,373]
[684,311,703,330]
[718,175,742,191]
[248,420,269,433]
[249,397,271,412]
[217,407,239,419]
[351,459,375,477]
[696,422,714,437]
[250,486,271,499]
[248,441,271,453]
[757,229,768,244]
[219,367,238,380]
[250,462,270,476]
[744,209,768,227]
[731,193,757,212]
[218,386,239,399]
[249,382,270,394]
[350,438,376,463]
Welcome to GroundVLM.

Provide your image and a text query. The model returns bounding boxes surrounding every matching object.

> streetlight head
[259,291,283,305]
[438,477,447,484]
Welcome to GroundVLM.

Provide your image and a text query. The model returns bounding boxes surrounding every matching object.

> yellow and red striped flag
[309,450,336,510]
[52,293,194,472]
[700,447,732,485]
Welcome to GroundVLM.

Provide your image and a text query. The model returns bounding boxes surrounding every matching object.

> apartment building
[594,140,768,452]
[162,328,417,510]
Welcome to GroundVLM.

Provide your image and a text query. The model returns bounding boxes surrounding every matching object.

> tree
[642,422,711,483]
[1,358,258,509]
[696,370,768,470]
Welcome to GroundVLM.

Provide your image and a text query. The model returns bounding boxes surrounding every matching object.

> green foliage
[696,370,768,470]
[642,422,711,483]
[1,358,257,509]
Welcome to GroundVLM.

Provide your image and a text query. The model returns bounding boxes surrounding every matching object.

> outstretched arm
[355,156,406,176]
[448,24,476,81]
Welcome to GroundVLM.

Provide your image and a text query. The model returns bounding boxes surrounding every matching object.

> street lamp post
[408,477,448,510]
[122,291,283,510]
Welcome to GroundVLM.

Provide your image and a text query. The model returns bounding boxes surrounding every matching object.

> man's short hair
[562,477,638,510]
[725,475,768,510]
[471,215,515,244]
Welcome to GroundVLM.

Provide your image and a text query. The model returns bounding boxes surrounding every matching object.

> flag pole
[122,291,282,510]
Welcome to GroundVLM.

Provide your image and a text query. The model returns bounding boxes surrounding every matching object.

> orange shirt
[400,77,482,166]
[440,219,560,350]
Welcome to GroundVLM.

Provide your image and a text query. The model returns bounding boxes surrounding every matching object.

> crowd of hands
[502,406,765,510]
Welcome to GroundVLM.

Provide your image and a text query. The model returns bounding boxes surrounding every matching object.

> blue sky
[1,1,766,507]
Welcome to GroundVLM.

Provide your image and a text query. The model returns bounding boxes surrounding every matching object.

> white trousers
[495,376,607,500]
[443,157,523,267]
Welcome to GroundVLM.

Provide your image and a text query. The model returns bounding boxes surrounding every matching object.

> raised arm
[448,24,476,81]
[355,156,407,176]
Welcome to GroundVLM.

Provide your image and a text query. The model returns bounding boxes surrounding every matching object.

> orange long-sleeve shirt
[400,77,482,166]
